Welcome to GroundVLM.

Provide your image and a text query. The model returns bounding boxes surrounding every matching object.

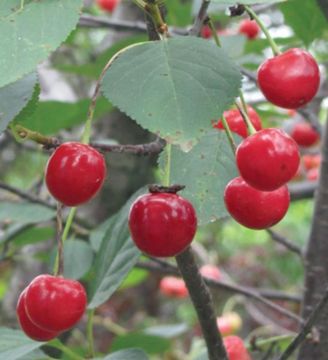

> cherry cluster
[17,275,87,341]
[213,45,320,230]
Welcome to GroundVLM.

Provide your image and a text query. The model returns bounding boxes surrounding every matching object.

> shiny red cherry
[96,0,120,12]
[25,275,87,332]
[236,128,300,191]
[238,19,260,39]
[45,142,106,206]
[159,276,188,298]
[214,106,262,138]
[128,192,197,257]
[290,122,320,147]
[224,177,290,230]
[200,264,221,281]
[224,336,251,360]
[257,48,320,109]
[16,288,59,341]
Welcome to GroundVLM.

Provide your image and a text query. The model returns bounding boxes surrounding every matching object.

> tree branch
[279,285,328,360]
[266,229,303,258]
[175,247,228,360]
[289,181,317,201]
[137,259,302,321]
[189,0,211,36]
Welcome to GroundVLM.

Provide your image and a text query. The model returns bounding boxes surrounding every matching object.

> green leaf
[0,0,83,87]
[57,35,147,79]
[62,240,94,280]
[102,37,241,146]
[0,73,36,134]
[158,130,238,225]
[88,189,147,309]
[279,0,327,46]
[0,202,54,225]
[0,328,44,360]
[89,218,113,252]
[100,348,149,360]
[11,226,55,247]
[119,268,148,290]
[111,333,171,355]
[144,324,188,339]
[16,97,112,135]
[165,0,193,26]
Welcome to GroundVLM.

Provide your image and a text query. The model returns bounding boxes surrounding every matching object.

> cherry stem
[53,203,64,277]
[48,339,84,360]
[144,0,169,38]
[81,42,145,145]
[87,309,96,358]
[238,90,257,135]
[221,115,237,154]
[244,5,281,56]
[11,124,59,148]
[148,184,185,194]
[208,17,221,47]
[163,143,172,187]
[176,247,228,360]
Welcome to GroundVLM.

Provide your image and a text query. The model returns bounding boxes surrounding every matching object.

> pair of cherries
[216,107,299,230]
[17,275,87,341]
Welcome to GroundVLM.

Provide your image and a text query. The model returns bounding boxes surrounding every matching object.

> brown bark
[298,120,328,359]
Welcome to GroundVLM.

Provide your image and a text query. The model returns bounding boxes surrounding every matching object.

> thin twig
[189,0,211,36]
[266,229,303,258]
[137,260,302,318]
[79,14,187,35]
[288,181,317,201]
[176,247,228,360]
[278,285,328,360]
[54,203,64,276]
[91,137,166,155]
[0,181,55,209]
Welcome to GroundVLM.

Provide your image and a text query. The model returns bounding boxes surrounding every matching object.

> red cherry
[25,275,87,332]
[96,0,119,12]
[236,128,300,191]
[45,142,106,206]
[201,25,212,39]
[224,336,251,360]
[159,276,188,298]
[214,106,262,138]
[290,122,320,147]
[16,288,59,341]
[200,264,221,281]
[128,192,197,257]
[224,177,290,230]
[238,19,260,39]
[307,168,319,182]
[257,48,320,109]
[302,154,321,170]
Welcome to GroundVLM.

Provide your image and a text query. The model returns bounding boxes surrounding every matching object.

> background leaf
[0,328,44,360]
[88,189,147,309]
[111,333,171,355]
[102,37,241,146]
[0,0,83,87]
[101,348,149,360]
[279,0,327,46]
[0,202,54,225]
[0,73,36,134]
[158,130,238,225]
[16,97,112,135]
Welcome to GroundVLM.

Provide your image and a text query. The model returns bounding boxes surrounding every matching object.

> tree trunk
[298,119,328,359]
